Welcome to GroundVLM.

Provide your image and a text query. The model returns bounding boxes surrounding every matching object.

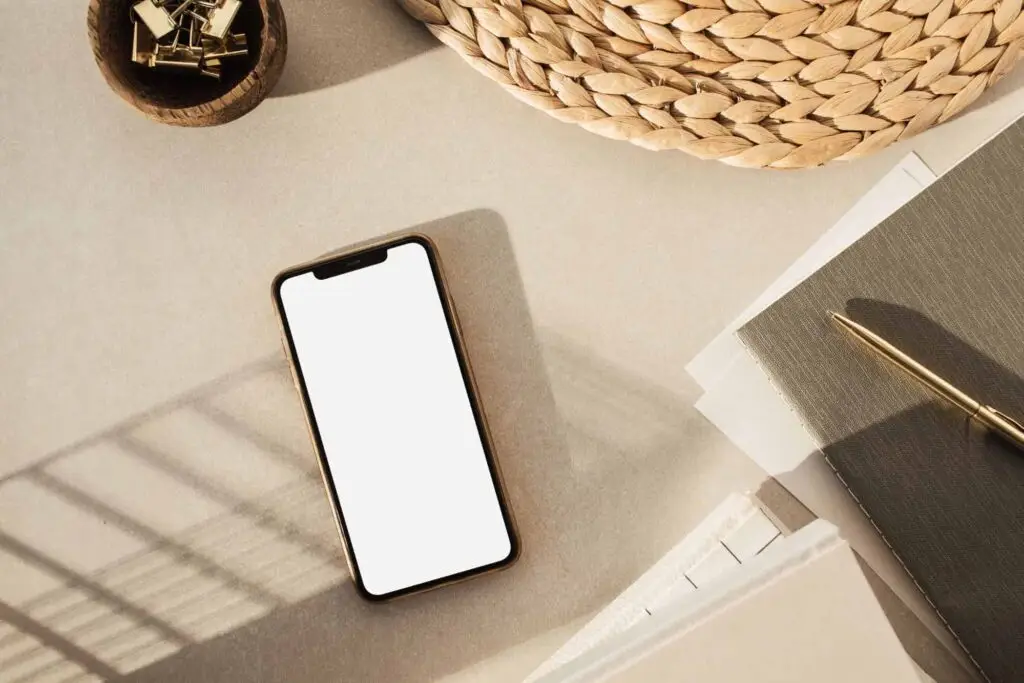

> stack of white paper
[525,494,783,682]
[532,518,930,683]
[683,154,983,682]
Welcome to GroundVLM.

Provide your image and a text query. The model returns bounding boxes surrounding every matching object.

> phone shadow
[117,209,758,683]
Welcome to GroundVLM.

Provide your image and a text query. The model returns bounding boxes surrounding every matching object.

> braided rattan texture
[400,0,1023,167]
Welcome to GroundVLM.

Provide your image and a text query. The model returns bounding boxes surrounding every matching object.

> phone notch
[313,248,388,280]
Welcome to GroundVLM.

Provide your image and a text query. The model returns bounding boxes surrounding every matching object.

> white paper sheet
[537,521,925,683]
[524,494,781,682]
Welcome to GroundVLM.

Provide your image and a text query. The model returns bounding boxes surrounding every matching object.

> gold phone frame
[271,233,520,601]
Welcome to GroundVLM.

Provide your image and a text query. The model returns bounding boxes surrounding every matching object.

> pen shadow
[844,298,1024,410]
[782,298,1024,683]
[271,0,436,98]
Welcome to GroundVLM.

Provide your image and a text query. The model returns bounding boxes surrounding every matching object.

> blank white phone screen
[278,241,512,597]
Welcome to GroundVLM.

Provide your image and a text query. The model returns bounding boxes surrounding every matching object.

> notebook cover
[737,118,1024,683]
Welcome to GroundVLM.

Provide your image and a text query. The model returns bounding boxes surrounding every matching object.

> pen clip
[988,407,1024,433]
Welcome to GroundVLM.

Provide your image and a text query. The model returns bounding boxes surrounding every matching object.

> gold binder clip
[132,19,157,64]
[202,0,241,39]
[132,0,175,39]
[203,32,247,59]
[167,0,194,20]
[130,0,245,77]
[151,44,202,69]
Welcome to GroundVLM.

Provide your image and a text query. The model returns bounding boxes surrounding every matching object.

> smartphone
[272,235,519,600]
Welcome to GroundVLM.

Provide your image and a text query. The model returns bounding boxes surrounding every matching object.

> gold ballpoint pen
[830,311,1024,453]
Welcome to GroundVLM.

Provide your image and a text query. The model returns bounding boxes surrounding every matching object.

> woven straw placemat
[400,0,1023,168]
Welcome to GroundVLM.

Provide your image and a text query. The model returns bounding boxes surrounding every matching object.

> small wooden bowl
[87,0,287,126]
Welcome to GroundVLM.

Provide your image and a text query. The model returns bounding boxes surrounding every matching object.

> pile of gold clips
[131,0,248,80]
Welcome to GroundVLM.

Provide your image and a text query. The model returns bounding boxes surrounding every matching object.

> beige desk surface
[1,2,1022,682]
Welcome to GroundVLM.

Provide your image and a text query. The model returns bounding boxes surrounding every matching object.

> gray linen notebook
[738,119,1024,683]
